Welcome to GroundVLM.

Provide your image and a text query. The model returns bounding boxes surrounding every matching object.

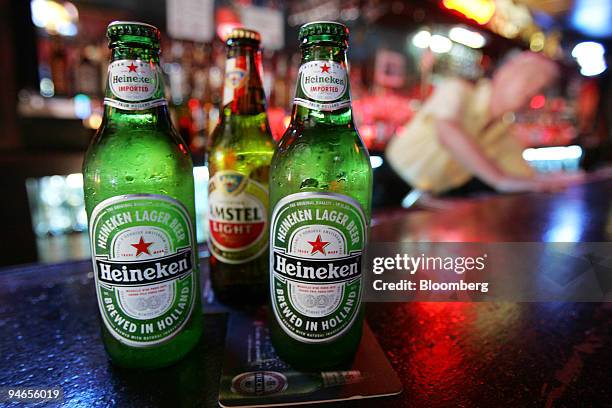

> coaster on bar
[218,311,402,407]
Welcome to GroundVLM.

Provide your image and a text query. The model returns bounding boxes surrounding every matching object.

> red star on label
[320,63,330,73]
[131,236,152,256]
[127,62,138,72]
[308,234,330,255]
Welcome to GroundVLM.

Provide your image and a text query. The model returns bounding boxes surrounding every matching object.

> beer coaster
[218,311,402,407]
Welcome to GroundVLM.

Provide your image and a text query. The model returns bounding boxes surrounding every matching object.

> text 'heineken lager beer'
[207,28,275,305]
[83,21,203,368]
[269,21,373,368]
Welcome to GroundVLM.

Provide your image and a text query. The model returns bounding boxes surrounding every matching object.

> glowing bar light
[442,0,495,25]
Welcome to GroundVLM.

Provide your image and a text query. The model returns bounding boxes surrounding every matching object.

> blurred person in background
[386,51,585,197]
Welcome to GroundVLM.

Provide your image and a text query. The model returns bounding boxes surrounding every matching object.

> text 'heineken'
[83,21,203,369]
[207,28,275,304]
[269,21,373,368]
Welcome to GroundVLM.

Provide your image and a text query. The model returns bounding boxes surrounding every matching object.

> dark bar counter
[1,180,611,407]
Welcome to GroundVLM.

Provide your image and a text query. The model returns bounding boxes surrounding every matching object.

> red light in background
[530,94,546,109]
[216,7,242,41]
[188,98,200,110]
[442,0,495,25]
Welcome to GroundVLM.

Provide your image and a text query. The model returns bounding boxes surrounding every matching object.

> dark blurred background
[0,0,610,266]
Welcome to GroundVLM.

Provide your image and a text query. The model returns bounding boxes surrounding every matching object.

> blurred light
[429,35,452,53]
[443,0,495,25]
[412,30,431,49]
[66,173,83,189]
[84,113,102,130]
[193,165,210,180]
[31,0,78,36]
[449,27,485,48]
[39,78,54,97]
[572,41,605,59]
[370,156,383,169]
[401,189,422,208]
[188,98,200,110]
[216,7,241,41]
[529,94,546,109]
[572,41,607,77]
[73,94,91,119]
[522,145,583,162]
[501,23,520,39]
[571,0,612,38]
[529,32,545,52]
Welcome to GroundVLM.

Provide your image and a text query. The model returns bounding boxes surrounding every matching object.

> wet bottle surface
[82,21,203,369]
[269,22,373,369]
[207,29,275,305]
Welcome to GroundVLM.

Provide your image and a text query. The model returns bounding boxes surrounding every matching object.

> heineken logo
[273,253,361,284]
[108,59,157,102]
[298,60,347,103]
[97,248,192,286]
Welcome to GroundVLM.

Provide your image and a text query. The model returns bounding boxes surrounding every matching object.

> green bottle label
[89,194,197,347]
[294,60,351,111]
[270,192,366,343]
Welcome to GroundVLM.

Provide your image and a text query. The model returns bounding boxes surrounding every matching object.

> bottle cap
[298,21,349,46]
[227,28,261,44]
[106,21,161,47]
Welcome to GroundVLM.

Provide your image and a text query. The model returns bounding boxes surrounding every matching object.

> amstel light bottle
[268,21,373,368]
[83,21,203,368]
[207,29,275,305]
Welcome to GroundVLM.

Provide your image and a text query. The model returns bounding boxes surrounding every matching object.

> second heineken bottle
[269,22,373,368]
[207,29,275,304]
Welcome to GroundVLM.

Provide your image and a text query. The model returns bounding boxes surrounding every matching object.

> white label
[104,59,167,110]
[108,60,158,101]
[222,58,248,107]
[299,61,347,101]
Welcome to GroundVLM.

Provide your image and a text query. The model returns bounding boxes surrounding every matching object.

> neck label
[294,60,350,111]
[105,59,167,110]
[223,56,249,107]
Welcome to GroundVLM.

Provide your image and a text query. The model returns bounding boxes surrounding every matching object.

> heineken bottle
[207,28,275,304]
[83,21,203,369]
[269,22,372,368]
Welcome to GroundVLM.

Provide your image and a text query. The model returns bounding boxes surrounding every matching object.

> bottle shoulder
[83,124,193,176]
[209,115,276,152]
[274,124,369,159]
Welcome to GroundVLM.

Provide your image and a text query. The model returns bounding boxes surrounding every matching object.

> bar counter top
[1,180,611,407]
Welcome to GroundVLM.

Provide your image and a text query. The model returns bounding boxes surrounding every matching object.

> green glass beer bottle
[207,29,275,304]
[83,21,203,369]
[269,21,372,368]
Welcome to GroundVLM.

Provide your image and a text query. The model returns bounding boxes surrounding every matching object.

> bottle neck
[103,45,170,126]
[222,43,267,117]
[291,44,353,127]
